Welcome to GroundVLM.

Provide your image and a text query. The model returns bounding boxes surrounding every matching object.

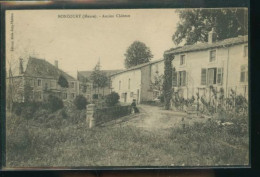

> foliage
[124,41,153,69]
[105,92,120,107]
[172,93,195,111]
[90,62,109,91]
[46,95,64,112]
[74,95,88,110]
[57,75,69,88]
[172,8,248,45]
[24,81,33,102]
[6,110,248,167]
[12,102,44,118]
[163,55,174,110]
[150,73,164,96]
[94,105,131,125]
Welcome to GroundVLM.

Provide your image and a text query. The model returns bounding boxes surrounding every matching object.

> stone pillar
[86,104,96,128]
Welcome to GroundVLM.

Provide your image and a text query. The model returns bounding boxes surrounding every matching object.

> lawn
[5,110,249,168]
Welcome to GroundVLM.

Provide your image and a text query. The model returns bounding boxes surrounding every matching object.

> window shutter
[172,70,177,87]
[183,71,187,86]
[201,68,207,85]
[217,67,223,85]
[177,71,180,86]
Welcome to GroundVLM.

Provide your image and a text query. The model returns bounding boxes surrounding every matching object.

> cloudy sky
[6,9,178,77]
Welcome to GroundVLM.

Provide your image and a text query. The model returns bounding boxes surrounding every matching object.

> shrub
[46,95,64,112]
[74,95,88,110]
[159,94,164,103]
[105,92,120,107]
[12,102,23,116]
[57,75,69,88]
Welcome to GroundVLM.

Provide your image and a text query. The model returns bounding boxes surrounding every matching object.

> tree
[90,62,109,96]
[163,53,174,110]
[150,72,164,98]
[105,92,120,107]
[58,75,69,88]
[124,41,153,69]
[172,8,248,45]
[74,95,88,110]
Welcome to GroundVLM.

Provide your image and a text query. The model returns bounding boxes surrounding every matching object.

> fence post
[87,104,96,128]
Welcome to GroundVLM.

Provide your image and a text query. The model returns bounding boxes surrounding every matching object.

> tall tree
[163,53,174,110]
[90,62,108,96]
[124,41,153,69]
[172,8,248,45]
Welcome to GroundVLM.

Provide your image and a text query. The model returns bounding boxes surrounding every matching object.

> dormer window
[180,55,185,65]
[209,50,216,62]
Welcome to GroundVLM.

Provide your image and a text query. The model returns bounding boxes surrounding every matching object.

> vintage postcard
[4,8,249,168]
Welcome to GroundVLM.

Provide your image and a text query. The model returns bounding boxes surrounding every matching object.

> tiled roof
[165,35,248,55]
[110,59,164,76]
[24,57,77,81]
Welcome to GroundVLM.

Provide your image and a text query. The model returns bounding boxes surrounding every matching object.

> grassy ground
[5,107,249,168]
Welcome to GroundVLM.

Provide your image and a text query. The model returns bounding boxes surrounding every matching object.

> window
[37,79,42,87]
[178,71,186,86]
[201,67,223,85]
[209,50,216,62]
[217,68,224,85]
[71,93,75,99]
[50,80,56,88]
[240,65,248,82]
[62,92,67,99]
[207,68,217,85]
[172,70,178,87]
[180,55,185,65]
[119,81,121,90]
[70,82,75,88]
[44,83,48,90]
[244,45,248,57]
[201,69,207,85]
[128,79,131,89]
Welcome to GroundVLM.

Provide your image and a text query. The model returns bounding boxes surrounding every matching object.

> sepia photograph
[4,8,249,168]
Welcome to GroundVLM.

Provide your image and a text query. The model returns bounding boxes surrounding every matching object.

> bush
[12,102,23,116]
[159,94,164,103]
[46,95,64,112]
[57,75,69,88]
[105,92,120,107]
[74,95,88,110]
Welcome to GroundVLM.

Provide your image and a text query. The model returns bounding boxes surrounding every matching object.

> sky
[6,9,179,77]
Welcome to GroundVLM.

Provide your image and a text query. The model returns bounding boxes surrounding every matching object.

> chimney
[208,27,217,44]
[55,60,58,68]
[19,58,24,74]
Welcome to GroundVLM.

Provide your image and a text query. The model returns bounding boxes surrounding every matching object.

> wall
[94,105,132,125]
[171,42,248,100]
[111,69,141,104]
[140,65,153,102]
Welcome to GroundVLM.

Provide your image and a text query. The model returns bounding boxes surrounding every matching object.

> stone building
[110,30,248,105]
[165,29,248,101]
[110,59,164,104]
[6,57,79,103]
